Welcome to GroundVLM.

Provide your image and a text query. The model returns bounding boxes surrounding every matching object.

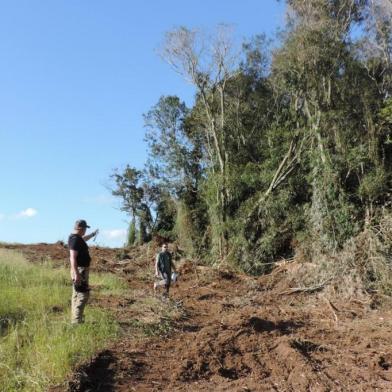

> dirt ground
[3,242,392,391]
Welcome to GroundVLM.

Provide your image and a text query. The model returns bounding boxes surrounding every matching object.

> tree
[143,95,206,243]
[144,95,203,195]
[161,25,239,258]
[110,166,152,245]
[112,4,392,273]
[111,166,143,221]
[268,0,371,251]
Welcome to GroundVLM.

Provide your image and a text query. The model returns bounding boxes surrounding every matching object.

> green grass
[0,249,126,392]
[92,271,128,295]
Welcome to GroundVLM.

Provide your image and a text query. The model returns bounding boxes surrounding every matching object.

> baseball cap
[75,219,90,229]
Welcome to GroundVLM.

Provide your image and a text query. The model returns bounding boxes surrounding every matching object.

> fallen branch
[323,297,338,323]
[279,278,333,295]
[245,257,296,274]
[207,341,224,368]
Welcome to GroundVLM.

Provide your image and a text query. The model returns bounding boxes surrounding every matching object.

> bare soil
[2,242,392,391]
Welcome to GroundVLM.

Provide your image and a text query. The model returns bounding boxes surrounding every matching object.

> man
[68,219,98,324]
[154,243,176,297]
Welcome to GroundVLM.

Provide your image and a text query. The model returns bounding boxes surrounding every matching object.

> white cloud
[0,213,4,221]
[17,208,38,218]
[102,229,127,240]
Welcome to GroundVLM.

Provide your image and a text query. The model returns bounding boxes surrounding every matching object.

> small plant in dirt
[124,295,185,338]
[130,317,173,337]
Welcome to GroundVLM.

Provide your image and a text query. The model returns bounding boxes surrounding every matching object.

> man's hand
[72,269,81,284]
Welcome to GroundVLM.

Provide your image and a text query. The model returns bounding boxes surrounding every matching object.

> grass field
[0,249,127,392]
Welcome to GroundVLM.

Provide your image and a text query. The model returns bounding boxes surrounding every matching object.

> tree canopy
[112,0,392,276]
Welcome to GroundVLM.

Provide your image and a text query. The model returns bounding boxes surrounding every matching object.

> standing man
[68,219,98,324]
[154,243,176,297]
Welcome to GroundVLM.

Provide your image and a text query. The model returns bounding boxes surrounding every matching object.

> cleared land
[1,242,392,391]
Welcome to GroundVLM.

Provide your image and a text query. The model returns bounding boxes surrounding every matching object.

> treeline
[111,0,392,274]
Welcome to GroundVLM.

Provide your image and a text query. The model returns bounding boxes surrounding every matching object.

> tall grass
[0,249,126,391]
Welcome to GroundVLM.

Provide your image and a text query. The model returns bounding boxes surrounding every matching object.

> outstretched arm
[83,229,99,241]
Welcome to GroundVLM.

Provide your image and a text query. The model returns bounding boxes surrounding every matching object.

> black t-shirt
[68,234,91,267]
[157,251,172,274]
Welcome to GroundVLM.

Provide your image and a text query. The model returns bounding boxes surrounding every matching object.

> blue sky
[0,0,286,247]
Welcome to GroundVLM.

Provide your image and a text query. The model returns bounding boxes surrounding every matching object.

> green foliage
[358,167,389,202]
[137,220,147,245]
[113,1,392,278]
[174,201,197,258]
[144,96,194,193]
[380,99,392,124]
[110,166,154,244]
[154,194,177,240]
[127,219,136,247]
[111,166,144,219]
[308,176,359,252]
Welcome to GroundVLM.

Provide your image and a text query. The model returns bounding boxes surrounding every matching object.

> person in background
[154,243,176,297]
[68,219,98,324]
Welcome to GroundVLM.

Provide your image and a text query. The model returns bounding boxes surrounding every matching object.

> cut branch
[279,278,333,295]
